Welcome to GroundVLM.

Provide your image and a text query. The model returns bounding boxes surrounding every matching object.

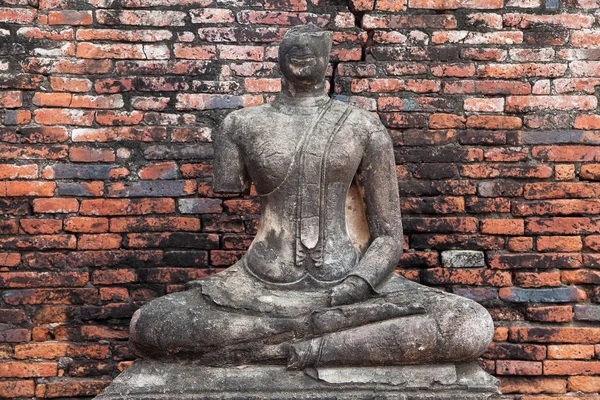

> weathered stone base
[95,360,500,400]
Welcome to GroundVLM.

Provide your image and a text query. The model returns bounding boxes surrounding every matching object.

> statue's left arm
[330,122,403,306]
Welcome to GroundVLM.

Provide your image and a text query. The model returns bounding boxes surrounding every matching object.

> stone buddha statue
[129,24,494,372]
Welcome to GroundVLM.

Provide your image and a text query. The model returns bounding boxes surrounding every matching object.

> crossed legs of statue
[130,267,493,368]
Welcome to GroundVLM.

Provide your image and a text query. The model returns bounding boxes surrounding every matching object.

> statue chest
[240,109,365,196]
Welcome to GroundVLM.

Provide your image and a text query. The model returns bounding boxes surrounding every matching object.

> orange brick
[497,360,542,375]
[548,345,595,360]
[568,376,600,393]
[0,181,56,197]
[64,217,109,233]
[20,219,62,234]
[429,113,466,128]
[515,271,561,288]
[508,237,534,252]
[0,361,57,378]
[537,236,583,252]
[481,219,524,235]
[574,114,600,129]
[466,115,522,129]
[0,380,35,398]
[500,377,567,394]
[33,198,79,213]
[544,360,600,375]
[494,326,509,341]
[78,234,122,250]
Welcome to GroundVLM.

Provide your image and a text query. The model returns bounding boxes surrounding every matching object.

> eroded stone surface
[95,361,500,400]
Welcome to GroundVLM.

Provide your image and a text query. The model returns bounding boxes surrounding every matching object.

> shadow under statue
[96,24,500,399]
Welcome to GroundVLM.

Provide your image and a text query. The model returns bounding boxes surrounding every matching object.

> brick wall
[0,0,599,397]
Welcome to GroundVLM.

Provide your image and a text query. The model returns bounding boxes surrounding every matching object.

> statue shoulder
[220,104,272,138]
[336,101,390,147]
[339,101,386,133]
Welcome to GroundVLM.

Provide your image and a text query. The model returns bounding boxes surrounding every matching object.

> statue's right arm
[213,114,251,194]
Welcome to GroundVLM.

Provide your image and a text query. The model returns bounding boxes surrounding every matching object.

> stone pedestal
[95,360,500,400]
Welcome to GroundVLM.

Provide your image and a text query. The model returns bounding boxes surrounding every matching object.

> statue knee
[437,296,494,362]
[130,291,202,357]
[130,301,167,357]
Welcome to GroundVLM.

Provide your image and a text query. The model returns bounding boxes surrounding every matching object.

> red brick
[481,219,525,235]
[138,162,178,180]
[0,164,38,179]
[537,236,583,252]
[352,78,440,93]
[35,379,109,398]
[0,380,35,398]
[504,13,595,29]
[0,7,37,23]
[35,108,94,126]
[190,8,234,23]
[510,327,600,343]
[496,360,543,375]
[20,219,62,234]
[409,0,503,9]
[423,268,511,286]
[100,287,129,301]
[466,115,522,129]
[96,110,144,126]
[580,165,600,180]
[0,181,56,197]
[515,271,561,288]
[464,98,504,112]
[568,376,600,392]
[64,217,109,233]
[561,269,600,284]
[431,63,475,77]
[244,78,281,93]
[538,146,598,165]
[110,217,200,232]
[500,377,567,394]
[69,147,115,162]
[97,9,186,26]
[478,63,567,79]
[80,198,174,215]
[78,234,122,250]
[429,113,465,129]
[508,237,533,252]
[376,0,406,10]
[489,253,582,269]
[50,76,92,92]
[574,114,600,129]
[548,345,595,360]
[0,361,57,378]
[506,95,598,112]
[350,0,375,10]
[93,269,136,284]
[33,198,79,213]
[555,165,576,181]
[48,10,92,25]
[526,217,600,234]
[544,360,600,375]
[0,91,22,108]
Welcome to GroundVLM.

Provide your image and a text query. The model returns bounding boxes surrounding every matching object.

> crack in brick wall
[0,0,600,398]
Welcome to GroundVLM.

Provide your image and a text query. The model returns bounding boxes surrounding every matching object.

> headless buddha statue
[130,24,494,369]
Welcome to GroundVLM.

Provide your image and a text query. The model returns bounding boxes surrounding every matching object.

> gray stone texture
[442,250,485,268]
[95,361,499,400]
